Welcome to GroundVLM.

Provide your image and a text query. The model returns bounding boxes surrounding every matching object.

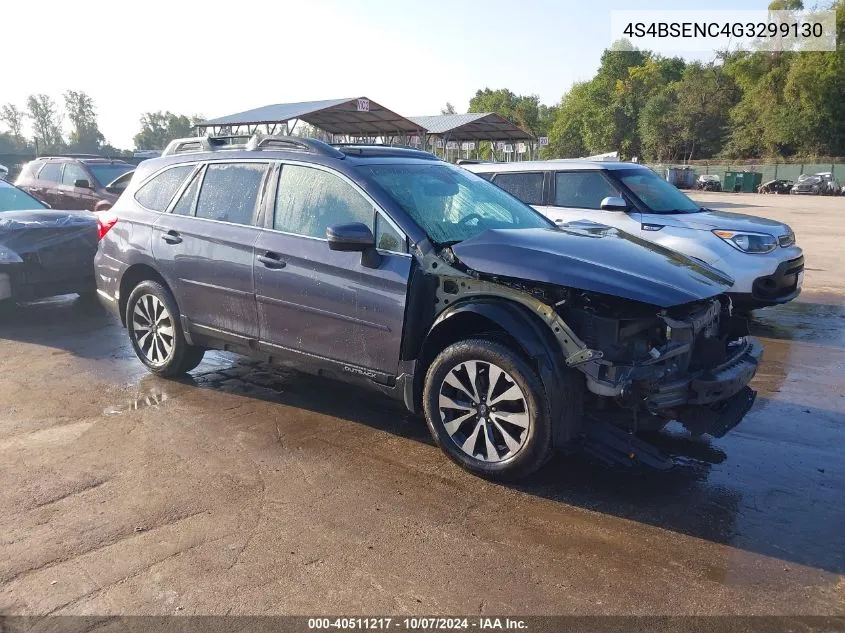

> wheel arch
[416,297,578,445]
[118,264,170,327]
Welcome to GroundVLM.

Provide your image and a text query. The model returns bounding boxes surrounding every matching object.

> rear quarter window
[16,161,44,182]
[134,165,195,211]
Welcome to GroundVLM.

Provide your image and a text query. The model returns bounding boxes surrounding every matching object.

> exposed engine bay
[427,242,761,441]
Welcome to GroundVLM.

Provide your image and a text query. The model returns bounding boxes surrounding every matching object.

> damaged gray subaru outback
[95,136,761,480]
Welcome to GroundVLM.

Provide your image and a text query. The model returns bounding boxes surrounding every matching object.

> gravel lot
[0,192,843,616]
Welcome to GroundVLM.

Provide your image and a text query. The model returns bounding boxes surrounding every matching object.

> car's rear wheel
[126,280,204,376]
[423,338,553,480]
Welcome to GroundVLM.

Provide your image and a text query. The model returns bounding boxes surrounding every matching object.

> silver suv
[465,161,804,312]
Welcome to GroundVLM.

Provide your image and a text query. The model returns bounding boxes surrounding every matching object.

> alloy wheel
[131,294,175,366]
[438,360,530,463]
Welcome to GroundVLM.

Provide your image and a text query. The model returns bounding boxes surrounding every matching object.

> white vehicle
[464,161,804,311]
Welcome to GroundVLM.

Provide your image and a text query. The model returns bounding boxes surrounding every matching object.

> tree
[0,104,25,140]
[64,90,104,153]
[26,94,64,152]
[133,111,203,150]
[440,102,456,115]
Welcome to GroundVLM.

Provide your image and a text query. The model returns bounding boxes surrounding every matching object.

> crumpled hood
[657,209,791,235]
[451,226,734,308]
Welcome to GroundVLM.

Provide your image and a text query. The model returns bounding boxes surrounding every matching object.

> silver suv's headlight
[712,230,777,254]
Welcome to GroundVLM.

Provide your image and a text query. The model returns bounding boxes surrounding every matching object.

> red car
[15,156,135,211]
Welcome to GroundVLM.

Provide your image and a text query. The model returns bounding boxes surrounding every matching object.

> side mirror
[105,184,124,195]
[599,196,628,211]
[326,222,381,268]
[74,179,92,189]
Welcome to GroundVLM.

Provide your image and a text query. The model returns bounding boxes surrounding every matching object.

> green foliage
[440,102,456,115]
[0,104,26,141]
[64,90,104,153]
[542,1,843,161]
[133,111,204,150]
[26,94,64,152]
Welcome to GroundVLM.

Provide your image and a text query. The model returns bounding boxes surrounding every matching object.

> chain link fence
[645,159,845,188]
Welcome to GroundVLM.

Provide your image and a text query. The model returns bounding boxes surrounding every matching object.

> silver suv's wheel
[424,338,553,480]
[126,280,205,377]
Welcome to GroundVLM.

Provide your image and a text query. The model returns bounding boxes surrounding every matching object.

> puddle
[103,390,170,415]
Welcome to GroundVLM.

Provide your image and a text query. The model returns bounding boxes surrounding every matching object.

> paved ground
[0,193,843,616]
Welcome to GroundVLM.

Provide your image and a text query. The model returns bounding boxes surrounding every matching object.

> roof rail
[331,144,439,160]
[246,134,345,158]
[160,133,345,159]
[35,153,107,159]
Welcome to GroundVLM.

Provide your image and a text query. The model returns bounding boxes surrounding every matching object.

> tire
[423,338,554,480]
[125,280,204,377]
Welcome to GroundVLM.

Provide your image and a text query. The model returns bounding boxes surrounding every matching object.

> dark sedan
[0,180,112,305]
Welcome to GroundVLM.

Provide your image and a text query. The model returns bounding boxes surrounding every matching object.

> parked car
[96,136,761,479]
[15,156,135,211]
[792,172,840,195]
[758,179,794,194]
[464,160,803,312]
[0,179,114,305]
[695,174,722,191]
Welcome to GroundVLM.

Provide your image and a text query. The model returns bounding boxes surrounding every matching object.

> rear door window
[554,171,622,209]
[273,164,373,238]
[38,163,63,183]
[61,164,89,187]
[492,172,544,205]
[171,168,203,216]
[195,162,267,226]
[134,165,195,211]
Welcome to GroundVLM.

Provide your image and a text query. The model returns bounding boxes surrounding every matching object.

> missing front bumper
[675,386,758,438]
[645,338,763,409]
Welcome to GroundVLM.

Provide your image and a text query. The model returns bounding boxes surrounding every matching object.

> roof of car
[462,160,646,172]
[132,144,445,185]
[32,156,133,165]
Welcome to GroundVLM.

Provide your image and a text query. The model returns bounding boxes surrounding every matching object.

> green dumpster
[724,171,763,193]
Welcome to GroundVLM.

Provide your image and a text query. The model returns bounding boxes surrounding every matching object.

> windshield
[0,181,47,211]
[363,163,553,244]
[616,168,702,213]
[87,163,134,188]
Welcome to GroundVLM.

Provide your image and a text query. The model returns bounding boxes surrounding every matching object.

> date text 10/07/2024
[307,618,528,630]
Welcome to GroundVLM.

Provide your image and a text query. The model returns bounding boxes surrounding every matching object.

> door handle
[161,230,182,244]
[257,253,286,269]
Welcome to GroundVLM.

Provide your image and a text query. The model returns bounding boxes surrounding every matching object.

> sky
[2,0,768,150]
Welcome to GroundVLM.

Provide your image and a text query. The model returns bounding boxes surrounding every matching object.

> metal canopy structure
[196,97,424,138]
[408,113,532,141]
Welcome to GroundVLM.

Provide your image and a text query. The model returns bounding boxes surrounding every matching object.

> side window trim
[269,160,409,252]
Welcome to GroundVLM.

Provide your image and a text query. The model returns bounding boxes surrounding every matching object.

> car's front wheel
[126,280,204,377]
[423,338,554,480]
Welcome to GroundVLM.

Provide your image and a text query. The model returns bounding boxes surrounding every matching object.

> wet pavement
[0,193,844,615]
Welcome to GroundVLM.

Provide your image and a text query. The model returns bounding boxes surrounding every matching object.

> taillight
[96,211,118,240]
